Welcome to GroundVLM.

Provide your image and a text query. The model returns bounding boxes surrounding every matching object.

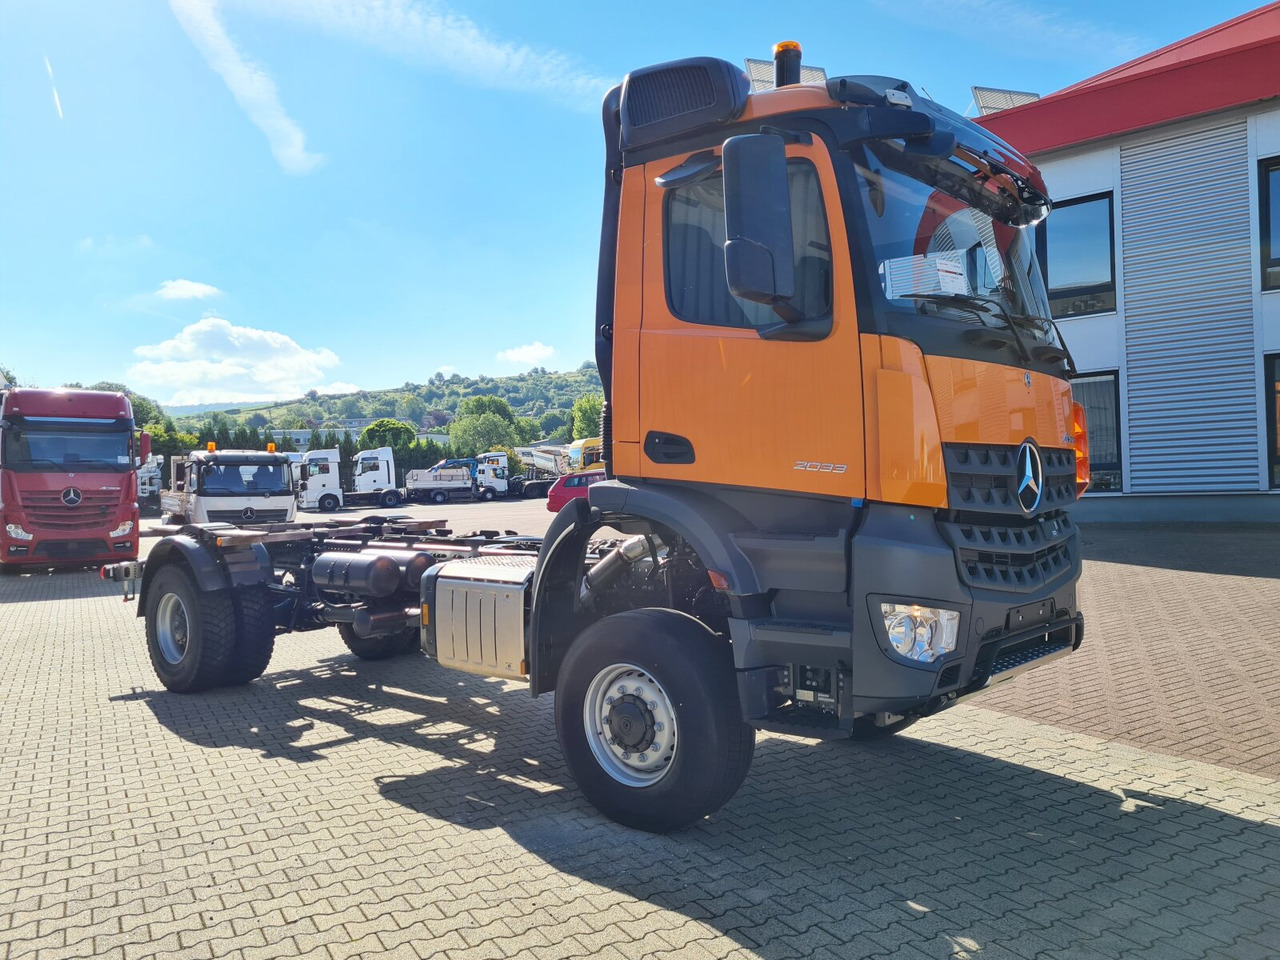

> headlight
[881,603,960,663]
[108,521,135,538]
[5,523,34,542]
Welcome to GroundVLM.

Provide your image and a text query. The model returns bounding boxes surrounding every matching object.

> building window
[1071,371,1122,492]
[1261,159,1280,290]
[1266,355,1280,489]
[665,160,832,329]
[1037,193,1116,319]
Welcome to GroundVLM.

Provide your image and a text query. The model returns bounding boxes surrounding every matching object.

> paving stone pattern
[1,518,1279,959]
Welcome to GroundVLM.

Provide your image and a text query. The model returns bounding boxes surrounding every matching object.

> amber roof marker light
[773,41,802,88]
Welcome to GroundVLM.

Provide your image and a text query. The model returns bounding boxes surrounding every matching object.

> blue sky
[0,0,1259,405]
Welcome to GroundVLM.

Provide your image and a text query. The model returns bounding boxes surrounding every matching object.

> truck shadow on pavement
[115,650,1280,958]
[1082,522,1280,579]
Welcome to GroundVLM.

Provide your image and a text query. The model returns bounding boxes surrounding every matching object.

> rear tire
[338,622,417,660]
[145,564,235,692]
[379,490,401,508]
[318,494,340,513]
[223,586,277,685]
[431,491,448,505]
[555,608,755,833]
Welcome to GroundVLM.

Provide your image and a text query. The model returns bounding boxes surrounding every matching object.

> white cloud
[129,316,345,404]
[227,0,610,109]
[76,235,153,256]
[44,55,63,120]
[156,278,222,300]
[168,0,323,174]
[495,341,554,366]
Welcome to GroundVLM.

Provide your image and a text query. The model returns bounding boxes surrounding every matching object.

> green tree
[245,412,269,429]
[513,416,541,445]
[571,393,604,440]
[1,362,20,386]
[455,395,515,423]
[399,395,428,425]
[449,412,517,458]
[337,394,364,418]
[358,418,416,450]
[307,428,324,451]
[539,409,569,434]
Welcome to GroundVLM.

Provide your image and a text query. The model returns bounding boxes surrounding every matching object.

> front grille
[34,539,108,559]
[938,511,1078,593]
[944,443,1076,517]
[18,490,119,531]
[206,509,290,524]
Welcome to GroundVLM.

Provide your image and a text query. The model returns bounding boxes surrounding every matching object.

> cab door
[635,140,864,499]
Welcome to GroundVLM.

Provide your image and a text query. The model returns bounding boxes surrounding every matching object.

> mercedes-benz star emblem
[1016,441,1043,515]
[61,487,83,507]
[242,507,257,521]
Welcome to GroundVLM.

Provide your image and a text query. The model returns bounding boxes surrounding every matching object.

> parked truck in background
[298,448,517,510]
[0,387,148,572]
[161,446,296,525]
[106,43,1089,832]
[137,454,165,513]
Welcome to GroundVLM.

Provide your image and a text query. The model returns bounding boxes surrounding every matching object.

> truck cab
[162,448,296,525]
[0,387,145,569]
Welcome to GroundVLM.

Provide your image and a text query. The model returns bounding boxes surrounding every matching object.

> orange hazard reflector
[707,569,731,591]
[421,606,429,625]
[1072,400,1090,497]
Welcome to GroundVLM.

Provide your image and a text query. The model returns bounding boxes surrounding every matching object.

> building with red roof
[977,3,1280,518]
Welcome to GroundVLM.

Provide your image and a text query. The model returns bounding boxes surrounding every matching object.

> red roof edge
[978,34,1280,155]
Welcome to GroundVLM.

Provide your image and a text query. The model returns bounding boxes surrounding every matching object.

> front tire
[318,494,340,513]
[223,586,277,685]
[145,564,235,692]
[555,608,755,833]
[480,487,496,502]
[379,490,401,508]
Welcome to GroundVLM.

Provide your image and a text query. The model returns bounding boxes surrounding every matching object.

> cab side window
[665,160,832,329]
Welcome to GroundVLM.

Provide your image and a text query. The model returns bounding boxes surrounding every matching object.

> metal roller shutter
[1120,118,1258,492]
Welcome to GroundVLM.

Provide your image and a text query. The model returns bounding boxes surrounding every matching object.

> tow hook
[101,561,144,603]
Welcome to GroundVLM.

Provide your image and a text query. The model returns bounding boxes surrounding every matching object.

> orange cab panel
[631,142,864,500]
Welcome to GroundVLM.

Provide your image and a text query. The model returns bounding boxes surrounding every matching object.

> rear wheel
[555,608,755,833]
[145,564,235,692]
[431,491,448,505]
[223,586,277,685]
[337,622,417,660]
[379,490,401,508]
[318,494,340,513]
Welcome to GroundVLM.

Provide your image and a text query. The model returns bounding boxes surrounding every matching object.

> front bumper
[733,502,1084,733]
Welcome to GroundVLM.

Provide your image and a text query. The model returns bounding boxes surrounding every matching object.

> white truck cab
[161,448,296,525]
[296,446,403,511]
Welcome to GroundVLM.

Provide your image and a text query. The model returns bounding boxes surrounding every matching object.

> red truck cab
[0,388,147,571]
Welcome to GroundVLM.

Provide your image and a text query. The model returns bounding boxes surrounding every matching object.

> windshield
[0,417,133,473]
[851,142,1062,348]
[199,462,292,496]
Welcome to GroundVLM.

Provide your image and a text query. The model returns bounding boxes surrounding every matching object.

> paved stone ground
[2,513,1279,960]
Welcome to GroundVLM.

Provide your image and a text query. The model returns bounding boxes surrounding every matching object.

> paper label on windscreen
[936,258,969,295]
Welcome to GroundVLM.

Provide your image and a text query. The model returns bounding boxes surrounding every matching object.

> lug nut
[605,696,614,705]
[654,722,664,732]
[647,701,657,710]
[617,685,626,695]
[637,754,647,762]
[622,752,631,760]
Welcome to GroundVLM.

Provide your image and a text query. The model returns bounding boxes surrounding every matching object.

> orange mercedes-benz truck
[109,45,1088,833]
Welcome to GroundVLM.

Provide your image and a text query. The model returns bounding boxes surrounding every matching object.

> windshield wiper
[900,292,1033,362]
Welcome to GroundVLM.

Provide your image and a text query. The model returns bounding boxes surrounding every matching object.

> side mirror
[140,432,152,462]
[722,133,795,313]
[175,481,185,492]
[300,480,308,491]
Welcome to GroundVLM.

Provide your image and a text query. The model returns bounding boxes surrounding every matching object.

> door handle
[644,432,696,465]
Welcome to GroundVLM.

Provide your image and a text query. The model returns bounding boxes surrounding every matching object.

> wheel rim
[156,592,191,664]
[583,662,678,787]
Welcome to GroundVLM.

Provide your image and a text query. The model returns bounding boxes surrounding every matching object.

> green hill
[170,363,602,433]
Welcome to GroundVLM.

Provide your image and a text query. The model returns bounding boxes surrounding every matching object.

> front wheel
[480,487,496,502]
[222,586,277,685]
[379,490,401,508]
[318,494,340,513]
[555,608,755,833]
[145,564,235,692]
